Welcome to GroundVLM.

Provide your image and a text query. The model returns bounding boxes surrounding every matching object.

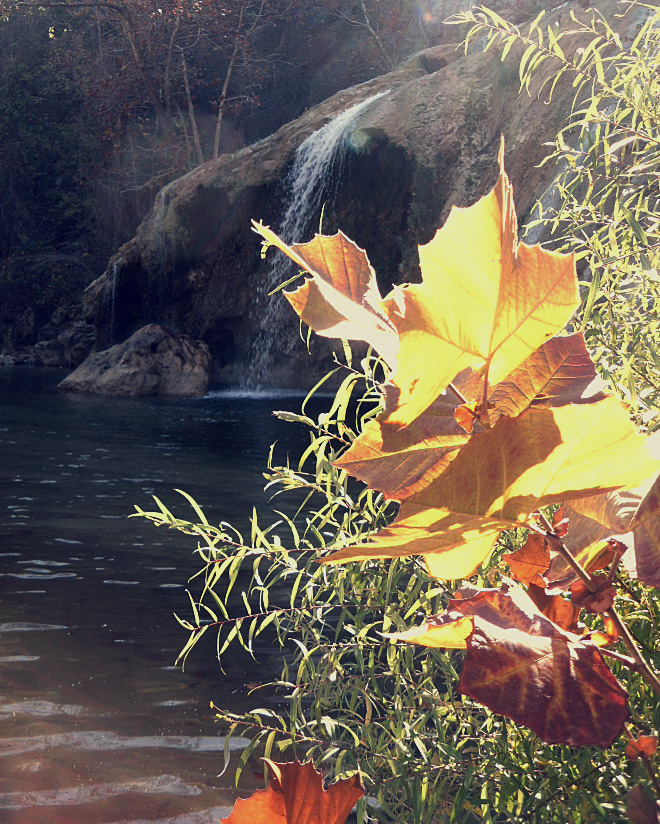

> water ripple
[0,623,67,632]
[0,730,250,756]
[7,571,77,580]
[0,700,85,718]
[106,807,234,824]
[0,775,202,808]
[0,656,40,663]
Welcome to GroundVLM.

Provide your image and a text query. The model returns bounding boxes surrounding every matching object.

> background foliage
[0,0,434,349]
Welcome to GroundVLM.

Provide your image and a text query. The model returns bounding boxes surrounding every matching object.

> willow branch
[535,511,597,593]
[642,753,660,798]
[599,647,638,669]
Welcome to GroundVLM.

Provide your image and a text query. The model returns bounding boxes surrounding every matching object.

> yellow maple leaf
[323,398,660,579]
[381,140,579,426]
[254,141,579,428]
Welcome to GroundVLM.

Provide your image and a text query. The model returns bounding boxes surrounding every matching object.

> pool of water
[0,367,314,823]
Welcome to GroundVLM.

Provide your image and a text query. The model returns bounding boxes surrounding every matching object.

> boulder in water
[58,324,211,397]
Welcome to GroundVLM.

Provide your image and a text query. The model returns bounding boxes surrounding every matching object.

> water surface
[0,367,310,823]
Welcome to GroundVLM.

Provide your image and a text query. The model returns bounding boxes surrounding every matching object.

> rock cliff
[82,0,630,388]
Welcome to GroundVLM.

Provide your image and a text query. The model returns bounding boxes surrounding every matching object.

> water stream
[0,367,315,823]
[245,91,389,387]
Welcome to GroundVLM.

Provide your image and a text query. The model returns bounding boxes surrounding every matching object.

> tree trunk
[118,6,174,135]
[213,4,244,161]
[163,12,181,117]
[181,50,204,166]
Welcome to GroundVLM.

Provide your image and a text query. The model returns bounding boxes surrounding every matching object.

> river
[0,367,313,823]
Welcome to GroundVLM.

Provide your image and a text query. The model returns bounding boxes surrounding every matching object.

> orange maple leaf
[626,735,658,760]
[222,759,363,824]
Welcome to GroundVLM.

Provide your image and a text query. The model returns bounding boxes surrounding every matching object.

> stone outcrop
[33,322,96,368]
[81,0,640,388]
[58,324,211,397]
[0,303,96,368]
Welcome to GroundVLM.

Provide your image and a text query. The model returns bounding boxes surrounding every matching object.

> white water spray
[245,90,389,386]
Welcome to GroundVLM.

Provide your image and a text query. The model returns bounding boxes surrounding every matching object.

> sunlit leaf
[525,583,581,632]
[221,759,363,824]
[258,145,579,428]
[624,474,660,588]
[384,613,473,649]
[543,474,660,589]
[333,375,478,500]
[502,532,551,587]
[323,399,659,579]
[381,141,579,426]
[570,576,616,614]
[487,332,607,421]
[336,333,604,505]
[252,223,399,369]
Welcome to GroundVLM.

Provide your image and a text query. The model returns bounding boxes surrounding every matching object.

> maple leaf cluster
[252,142,660,749]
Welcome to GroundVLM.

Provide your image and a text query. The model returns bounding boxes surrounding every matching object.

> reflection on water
[0,367,311,823]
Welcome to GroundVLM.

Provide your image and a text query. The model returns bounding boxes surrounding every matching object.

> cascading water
[109,257,121,343]
[244,90,389,387]
[278,90,389,252]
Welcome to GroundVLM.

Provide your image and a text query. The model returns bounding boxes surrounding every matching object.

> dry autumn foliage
[253,140,660,753]
[222,759,363,824]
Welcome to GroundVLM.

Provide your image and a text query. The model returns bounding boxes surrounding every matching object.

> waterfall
[109,258,121,343]
[278,90,389,250]
[245,90,389,387]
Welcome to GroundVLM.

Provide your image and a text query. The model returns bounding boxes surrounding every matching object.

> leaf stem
[642,753,660,798]
[447,382,468,405]
[479,359,491,428]
[603,609,660,696]
[535,511,598,593]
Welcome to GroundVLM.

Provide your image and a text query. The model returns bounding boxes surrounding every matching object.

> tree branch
[536,511,660,696]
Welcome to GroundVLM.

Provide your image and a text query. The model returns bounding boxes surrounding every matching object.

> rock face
[82,0,638,387]
[58,324,211,397]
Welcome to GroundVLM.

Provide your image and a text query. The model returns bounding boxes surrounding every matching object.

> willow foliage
[135,347,658,823]
[450,1,660,425]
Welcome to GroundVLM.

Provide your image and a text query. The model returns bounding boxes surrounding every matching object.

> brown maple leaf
[502,532,551,587]
[543,474,660,590]
[387,582,628,748]
[627,785,660,824]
